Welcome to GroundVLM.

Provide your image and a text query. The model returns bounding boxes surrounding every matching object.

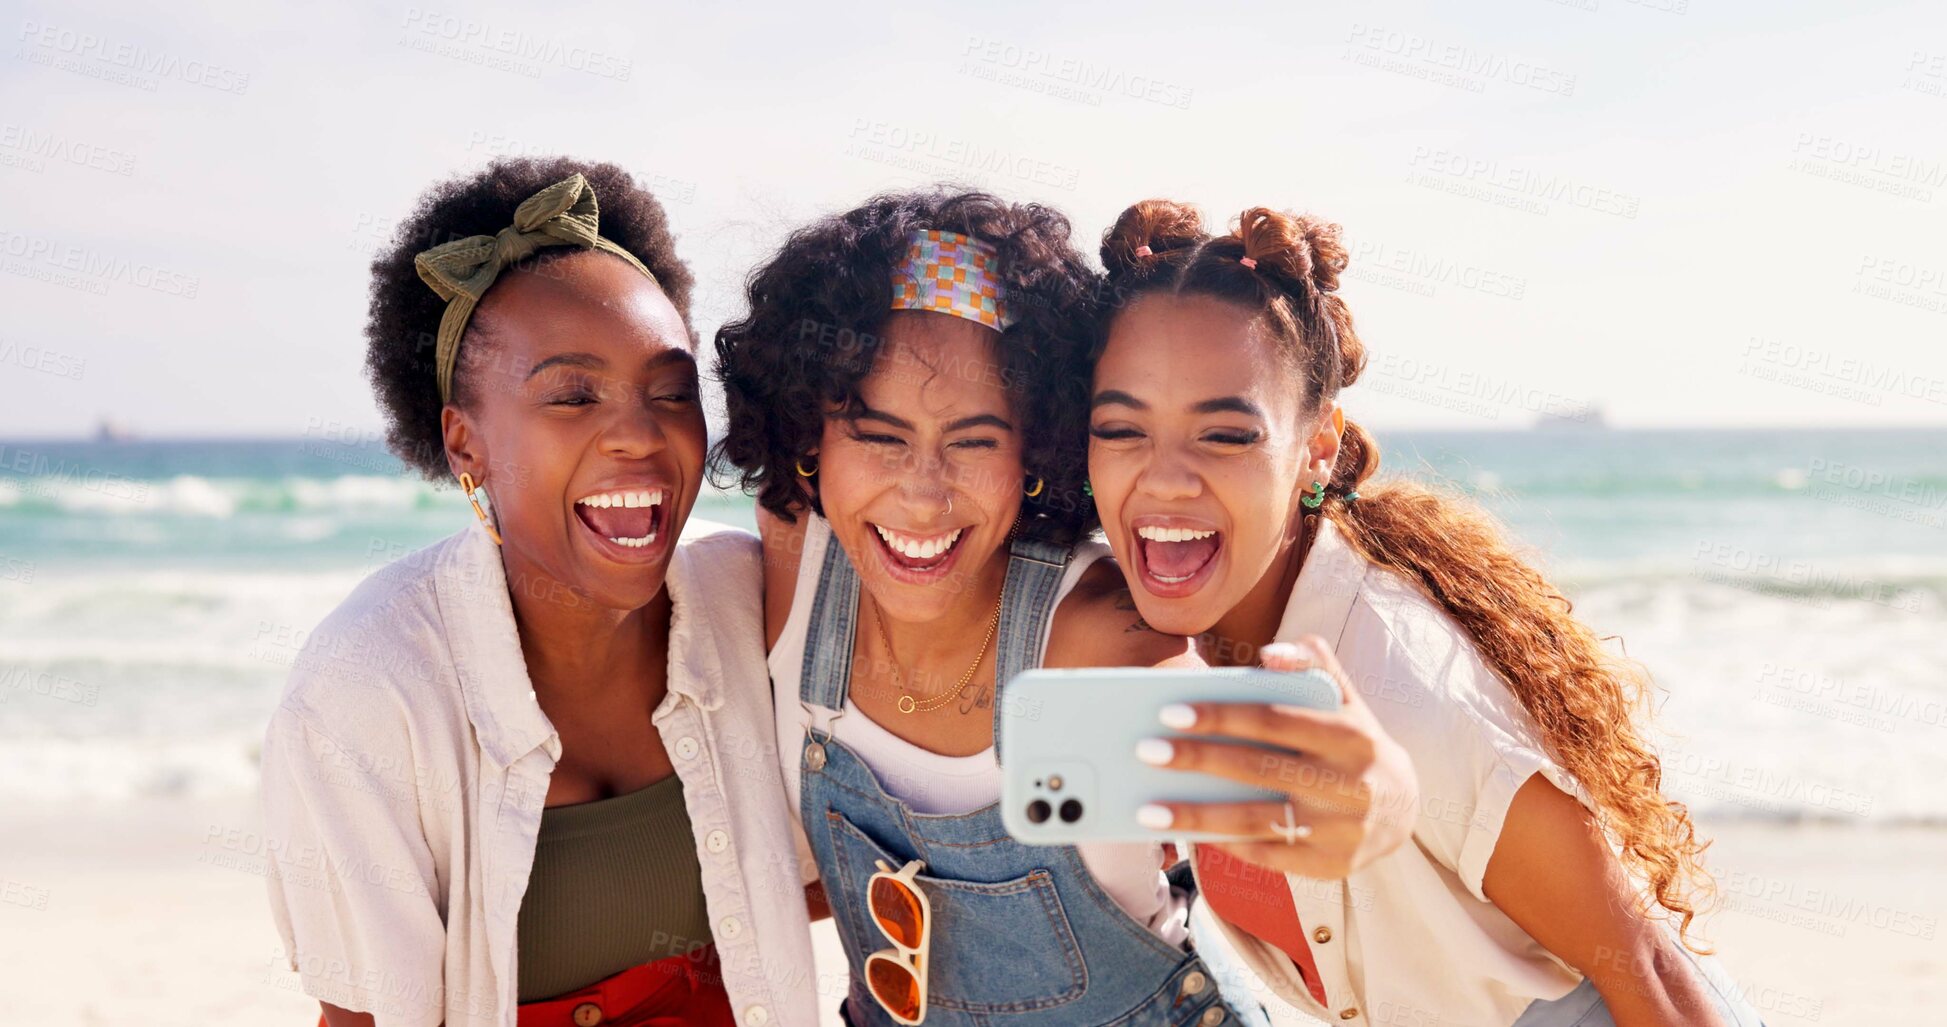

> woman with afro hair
[259,158,818,1027]
[714,188,1416,1025]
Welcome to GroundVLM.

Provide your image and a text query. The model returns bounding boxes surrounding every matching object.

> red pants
[315,944,734,1027]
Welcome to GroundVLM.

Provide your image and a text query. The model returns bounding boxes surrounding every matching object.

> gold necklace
[872,587,1003,714]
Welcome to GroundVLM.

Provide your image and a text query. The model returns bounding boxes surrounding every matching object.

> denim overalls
[796,533,1264,1026]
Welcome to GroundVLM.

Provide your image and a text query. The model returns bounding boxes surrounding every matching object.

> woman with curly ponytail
[1085,200,1766,1027]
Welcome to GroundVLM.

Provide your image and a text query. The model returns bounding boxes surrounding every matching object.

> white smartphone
[997,667,1341,845]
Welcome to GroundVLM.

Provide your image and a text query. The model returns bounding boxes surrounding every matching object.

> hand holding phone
[1000,638,1419,879]
[1137,639,1421,879]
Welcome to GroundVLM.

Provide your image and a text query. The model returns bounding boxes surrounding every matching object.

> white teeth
[577,488,664,509]
[1136,525,1217,543]
[606,533,659,548]
[872,525,964,561]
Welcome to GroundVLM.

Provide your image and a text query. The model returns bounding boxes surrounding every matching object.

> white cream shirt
[1191,518,1594,1027]
[260,520,818,1027]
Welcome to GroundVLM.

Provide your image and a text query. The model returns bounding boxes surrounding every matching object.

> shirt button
[674,736,700,760]
[571,1001,602,1025]
[1199,1007,1227,1026]
[719,915,743,938]
[1339,1008,1360,1020]
[1179,970,1207,996]
[705,829,729,853]
[804,742,827,771]
[745,1006,770,1026]
[1314,926,1334,944]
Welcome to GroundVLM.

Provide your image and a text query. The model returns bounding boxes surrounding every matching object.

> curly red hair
[1100,199,1716,948]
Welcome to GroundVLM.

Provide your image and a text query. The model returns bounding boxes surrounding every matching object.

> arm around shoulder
[756,506,810,651]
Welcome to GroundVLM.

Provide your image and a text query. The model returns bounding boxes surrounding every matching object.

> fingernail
[1158,703,1197,730]
[1135,738,1175,766]
[1264,641,1314,662]
[1136,803,1174,830]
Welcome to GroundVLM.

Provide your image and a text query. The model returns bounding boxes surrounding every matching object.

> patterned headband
[889,229,1013,331]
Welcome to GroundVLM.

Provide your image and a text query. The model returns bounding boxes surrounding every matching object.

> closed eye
[1202,429,1263,446]
[849,430,905,446]
[1089,426,1144,441]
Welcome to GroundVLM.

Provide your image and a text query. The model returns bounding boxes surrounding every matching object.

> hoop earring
[1024,476,1044,498]
[795,458,817,478]
[1300,480,1327,510]
[458,472,503,545]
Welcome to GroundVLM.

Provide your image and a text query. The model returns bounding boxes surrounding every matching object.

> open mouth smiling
[869,523,969,582]
[1131,520,1222,597]
[572,487,668,559]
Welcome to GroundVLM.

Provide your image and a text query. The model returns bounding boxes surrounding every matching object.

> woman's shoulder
[1045,548,1198,669]
[676,516,763,579]
[273,531,473,735]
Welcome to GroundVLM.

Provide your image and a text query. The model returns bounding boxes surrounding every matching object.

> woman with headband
[259,160,817,1027]
[1082,200,1766,1027]
[714,190,1415,1026]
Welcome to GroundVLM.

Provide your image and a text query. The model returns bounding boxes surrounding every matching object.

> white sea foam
[1,560,1942,816]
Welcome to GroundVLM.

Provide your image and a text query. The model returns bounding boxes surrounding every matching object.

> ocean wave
[0,474,451,519]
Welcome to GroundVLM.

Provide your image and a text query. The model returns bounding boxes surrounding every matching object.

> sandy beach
[1,796,1937,1027]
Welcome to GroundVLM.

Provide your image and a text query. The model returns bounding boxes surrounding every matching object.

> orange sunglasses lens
[870,874,925,949]
[866,953,922,1022]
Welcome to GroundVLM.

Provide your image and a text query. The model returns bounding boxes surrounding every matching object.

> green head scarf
[413,173,657,403]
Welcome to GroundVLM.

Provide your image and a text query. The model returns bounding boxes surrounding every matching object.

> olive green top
[515,773,714,1003]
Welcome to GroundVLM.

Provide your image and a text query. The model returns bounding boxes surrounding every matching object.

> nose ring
[943,495,954,517]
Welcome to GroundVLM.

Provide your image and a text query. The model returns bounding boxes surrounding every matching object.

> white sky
[2,0,1944,436]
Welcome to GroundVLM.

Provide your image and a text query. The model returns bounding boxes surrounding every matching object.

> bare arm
[1483,776,1727,1027]
[756,506,808,651]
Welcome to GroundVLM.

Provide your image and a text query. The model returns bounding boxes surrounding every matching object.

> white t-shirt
[1190,518,1599,1027]
[769,517,1191,947]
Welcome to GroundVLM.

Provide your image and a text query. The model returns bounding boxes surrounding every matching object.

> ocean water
[1,430,1942,827]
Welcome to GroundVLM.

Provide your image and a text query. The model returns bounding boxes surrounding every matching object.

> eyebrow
[1091,390,1265,418]
[524,347,694,381]
[946,413,1014,432]
[853,407,1014,433]
[1192,396,1265,418]
[525,353,604,380]
[1091,389,1148,411]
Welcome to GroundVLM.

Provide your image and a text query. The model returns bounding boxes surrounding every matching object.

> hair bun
[1234,208,1348,295]
[1101,199,1206,279]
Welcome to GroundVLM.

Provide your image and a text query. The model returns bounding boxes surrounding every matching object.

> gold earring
[458,472,502,545]
[795,458,817,478]
[1024,476,1044,498]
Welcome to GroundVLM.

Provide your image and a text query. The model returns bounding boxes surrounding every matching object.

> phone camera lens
[1026,799,1052,824]
[1058,799,1084,823]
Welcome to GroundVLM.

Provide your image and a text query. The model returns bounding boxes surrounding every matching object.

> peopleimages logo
[0,229,200,299]
[398,8,632,81]
[1344,23,1577,97]
[15,18,250,94]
